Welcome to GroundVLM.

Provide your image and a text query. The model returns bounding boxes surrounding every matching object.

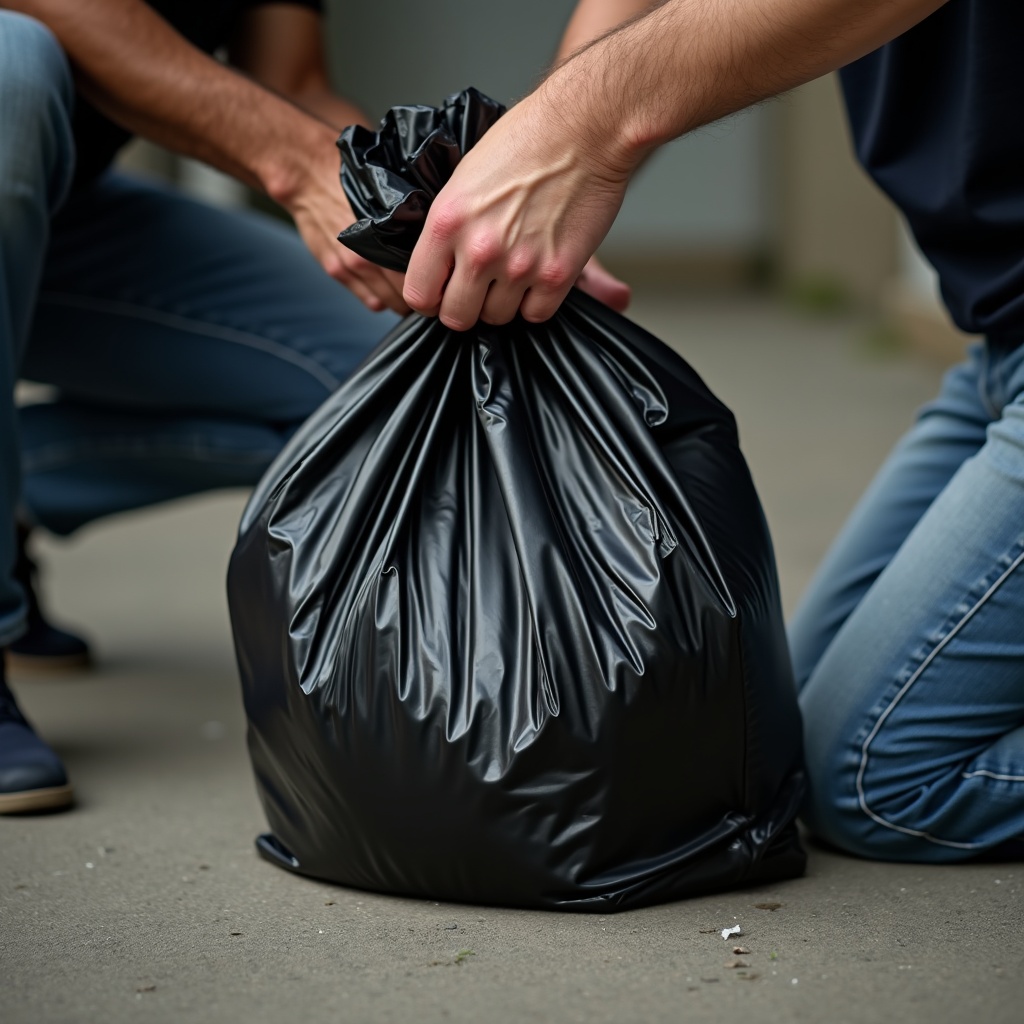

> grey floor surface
[3,292,1021,1023]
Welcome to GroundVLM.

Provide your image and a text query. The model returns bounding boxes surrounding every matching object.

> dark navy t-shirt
[840,1,1024,344]
[72,0,323,186]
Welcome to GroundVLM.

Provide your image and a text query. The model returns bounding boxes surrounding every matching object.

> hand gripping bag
[227,89,806,910]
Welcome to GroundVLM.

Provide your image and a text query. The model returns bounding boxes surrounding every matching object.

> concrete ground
[3,292,1021,1023]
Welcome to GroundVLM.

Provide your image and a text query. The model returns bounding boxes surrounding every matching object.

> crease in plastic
[228,88,805,910]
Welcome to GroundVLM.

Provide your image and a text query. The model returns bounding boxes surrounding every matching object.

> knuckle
[430,202,466,241]
[322,253,348,281]
[505,250,536,284]
[464,233,501,271]
[536,258,573,292]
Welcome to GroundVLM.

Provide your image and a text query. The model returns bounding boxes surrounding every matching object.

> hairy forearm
[403,0,950,327]
[547,0,947,170]
[3,0,331,201]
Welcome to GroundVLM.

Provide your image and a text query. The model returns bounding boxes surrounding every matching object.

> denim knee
[800,698,980,864]
[0,11,75,204]
[0,12,70,93]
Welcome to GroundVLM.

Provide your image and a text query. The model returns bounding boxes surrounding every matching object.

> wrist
[541,5,688,173]
[257,116,339,209]
[535,58,647,184]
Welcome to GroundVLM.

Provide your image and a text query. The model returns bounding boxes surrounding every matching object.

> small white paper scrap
[721,925,742,940]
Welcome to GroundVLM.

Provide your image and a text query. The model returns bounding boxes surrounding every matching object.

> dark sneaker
[5,526,90,673]
[0,666,73,813]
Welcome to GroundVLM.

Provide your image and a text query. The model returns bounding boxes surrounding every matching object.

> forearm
[3,0,329,202]
[548,0,947,171]
[403,0,949,327]
[553,0,660,65]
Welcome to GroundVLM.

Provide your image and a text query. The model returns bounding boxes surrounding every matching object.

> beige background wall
[777,75,898,305]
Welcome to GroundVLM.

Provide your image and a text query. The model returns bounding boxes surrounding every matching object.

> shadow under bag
[227,89,806,910]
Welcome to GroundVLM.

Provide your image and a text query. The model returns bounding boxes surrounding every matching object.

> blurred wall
[777,75,898,305]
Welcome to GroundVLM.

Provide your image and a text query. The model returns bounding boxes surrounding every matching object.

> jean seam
[22,437,279,474]
[856,541,1024,850]
[961,768,1024,782]
[35,291,342,392]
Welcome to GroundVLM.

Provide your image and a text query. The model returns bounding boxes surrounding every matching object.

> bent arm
[1,0,407,311]
[557,0,947,161]
[405,0,947,329]
[3,0,322,199]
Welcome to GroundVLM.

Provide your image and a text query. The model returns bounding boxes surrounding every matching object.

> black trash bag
[227,88,806,911]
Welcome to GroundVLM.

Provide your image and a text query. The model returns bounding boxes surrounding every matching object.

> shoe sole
[4,650,91,675]
[0,784,74,814]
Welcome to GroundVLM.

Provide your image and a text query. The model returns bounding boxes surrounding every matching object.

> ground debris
[229,931,243,936]
[736,972,760,981]
[698,929,718,934]
[427,949,476,968]
[135,985,156,994]
[754,902,783,911]
[724,960,750,969]
[324,900,336,906]
[721,925,743,940]
[732,946,751,955]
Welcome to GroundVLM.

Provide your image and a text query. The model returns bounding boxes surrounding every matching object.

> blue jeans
[792,341,1024,861]
[0,11,395,647]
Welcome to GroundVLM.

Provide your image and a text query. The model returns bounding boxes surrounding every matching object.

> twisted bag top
[336,88,505,272]
[227,88,805,910]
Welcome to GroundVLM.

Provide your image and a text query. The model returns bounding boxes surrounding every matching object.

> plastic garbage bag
[227,88,805,910]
